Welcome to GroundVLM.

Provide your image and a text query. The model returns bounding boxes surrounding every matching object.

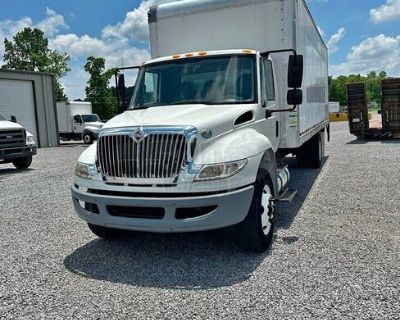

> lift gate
[382,78,400,136]
[347,83,369,138]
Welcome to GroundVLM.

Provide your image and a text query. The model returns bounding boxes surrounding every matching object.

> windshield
[130,55,256,109]
[82,114,101,122]
[0,115,5,121]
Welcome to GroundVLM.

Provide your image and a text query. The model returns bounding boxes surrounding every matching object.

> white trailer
[56,101,103,144]
[329,102,340,113]
[71,0,329,252]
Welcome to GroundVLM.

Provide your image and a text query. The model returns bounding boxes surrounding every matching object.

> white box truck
[56,101,103,144]
[71,0,329,252]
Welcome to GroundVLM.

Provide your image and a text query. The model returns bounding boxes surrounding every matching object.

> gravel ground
[0,122,399,319]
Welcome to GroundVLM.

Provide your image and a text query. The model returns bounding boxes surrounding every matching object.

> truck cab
[73,114,103,144]
[71,0,328,252]
[0,114,37,169]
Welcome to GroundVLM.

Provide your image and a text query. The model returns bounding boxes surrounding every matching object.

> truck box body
[149,0,329,149]
[56,101,92,134]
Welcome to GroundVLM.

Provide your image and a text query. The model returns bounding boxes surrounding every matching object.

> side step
[277,188,297,202]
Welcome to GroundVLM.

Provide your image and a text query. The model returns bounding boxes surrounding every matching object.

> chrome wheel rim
[84,135,90,143]
[261,185,273,235]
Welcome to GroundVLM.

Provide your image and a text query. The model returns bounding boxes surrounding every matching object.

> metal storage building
[0,69,59,148]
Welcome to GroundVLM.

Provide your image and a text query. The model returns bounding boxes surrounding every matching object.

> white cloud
[329,34,400,77]
[0,8,68,59]
[102,1,150,42]
[36,7,69,36]
[326,27,346,54]
[50,34,150,99]
[50,34,150,69]
[0,6,152,99]
[370,0,400,23]
[101,0,177,42]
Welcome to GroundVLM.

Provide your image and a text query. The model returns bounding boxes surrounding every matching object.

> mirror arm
[269,105,298,114]
[260,49,297,58]
[261,49,301,114]
[114,65,141,112]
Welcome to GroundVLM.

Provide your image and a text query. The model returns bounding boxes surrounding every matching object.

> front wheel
[83,132,94,144]
[236,169,275,252]
[12,155,32,169]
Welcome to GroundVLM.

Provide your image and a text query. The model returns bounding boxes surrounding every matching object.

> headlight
[75,162,97,179]
[195,159,247,181]
[26,136,35,144]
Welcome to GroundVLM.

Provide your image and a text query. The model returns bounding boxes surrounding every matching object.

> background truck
[347,79,400,139]
[0,114,37,169]
[56,101,103,144]
[71,0,329,252]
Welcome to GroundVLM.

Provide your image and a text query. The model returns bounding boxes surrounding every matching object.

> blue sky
[1,0,400,99]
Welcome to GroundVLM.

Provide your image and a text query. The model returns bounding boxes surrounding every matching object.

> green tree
[2,27,71,101]
[84,56,117,120]
[329,71,388,108]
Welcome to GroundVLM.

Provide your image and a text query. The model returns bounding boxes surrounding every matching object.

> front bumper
[71,184,254,233]
[0,145,37,162]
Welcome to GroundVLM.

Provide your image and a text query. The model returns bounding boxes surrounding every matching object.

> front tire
[237,169,275,252]
[83,132,94,144]
[87,223,121,240]
[12,155,32,169]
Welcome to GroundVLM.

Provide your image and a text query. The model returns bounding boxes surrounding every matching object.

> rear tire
[297,132,323,168]
[87,223,121,240]
[12,155,32,169]
[236,169,275,252]
[83,132,94,144]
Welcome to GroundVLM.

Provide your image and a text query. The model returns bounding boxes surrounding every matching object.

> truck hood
[0,120,24,130]
[84,121,103,128]
[102,104,257,136]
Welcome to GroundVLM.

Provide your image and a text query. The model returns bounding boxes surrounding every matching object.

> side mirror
[287,89,303,106]
[288,55,303,88]
[117,74,127,111]
[10,115,17,123]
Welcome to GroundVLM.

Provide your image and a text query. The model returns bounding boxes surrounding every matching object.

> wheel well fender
[194,128,273,164]
[258,149,279,198]
[82,127,98,139]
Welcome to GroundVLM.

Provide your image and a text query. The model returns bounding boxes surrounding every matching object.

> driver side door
[260,58,279,150]
[73,115,84,134]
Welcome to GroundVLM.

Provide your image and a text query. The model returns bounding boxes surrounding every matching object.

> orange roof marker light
[198,51,208,56]
[242,49,254,54]
[172,54,181,59]
[185,53,194,57]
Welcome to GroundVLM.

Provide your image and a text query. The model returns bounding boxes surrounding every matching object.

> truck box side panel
[296,0,328,137]
[68,102,92,116]
[151,0,285,57]
[56,102,71,133]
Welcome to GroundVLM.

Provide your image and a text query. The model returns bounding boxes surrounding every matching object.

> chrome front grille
[98,132,188,180]
[0,129,26,148]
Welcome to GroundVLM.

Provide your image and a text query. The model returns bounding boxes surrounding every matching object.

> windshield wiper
[169,101,216,105]
[132,106,151,110]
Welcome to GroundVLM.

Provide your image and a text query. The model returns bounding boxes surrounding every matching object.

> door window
[73,115,82,124]
[260,59,276,105]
